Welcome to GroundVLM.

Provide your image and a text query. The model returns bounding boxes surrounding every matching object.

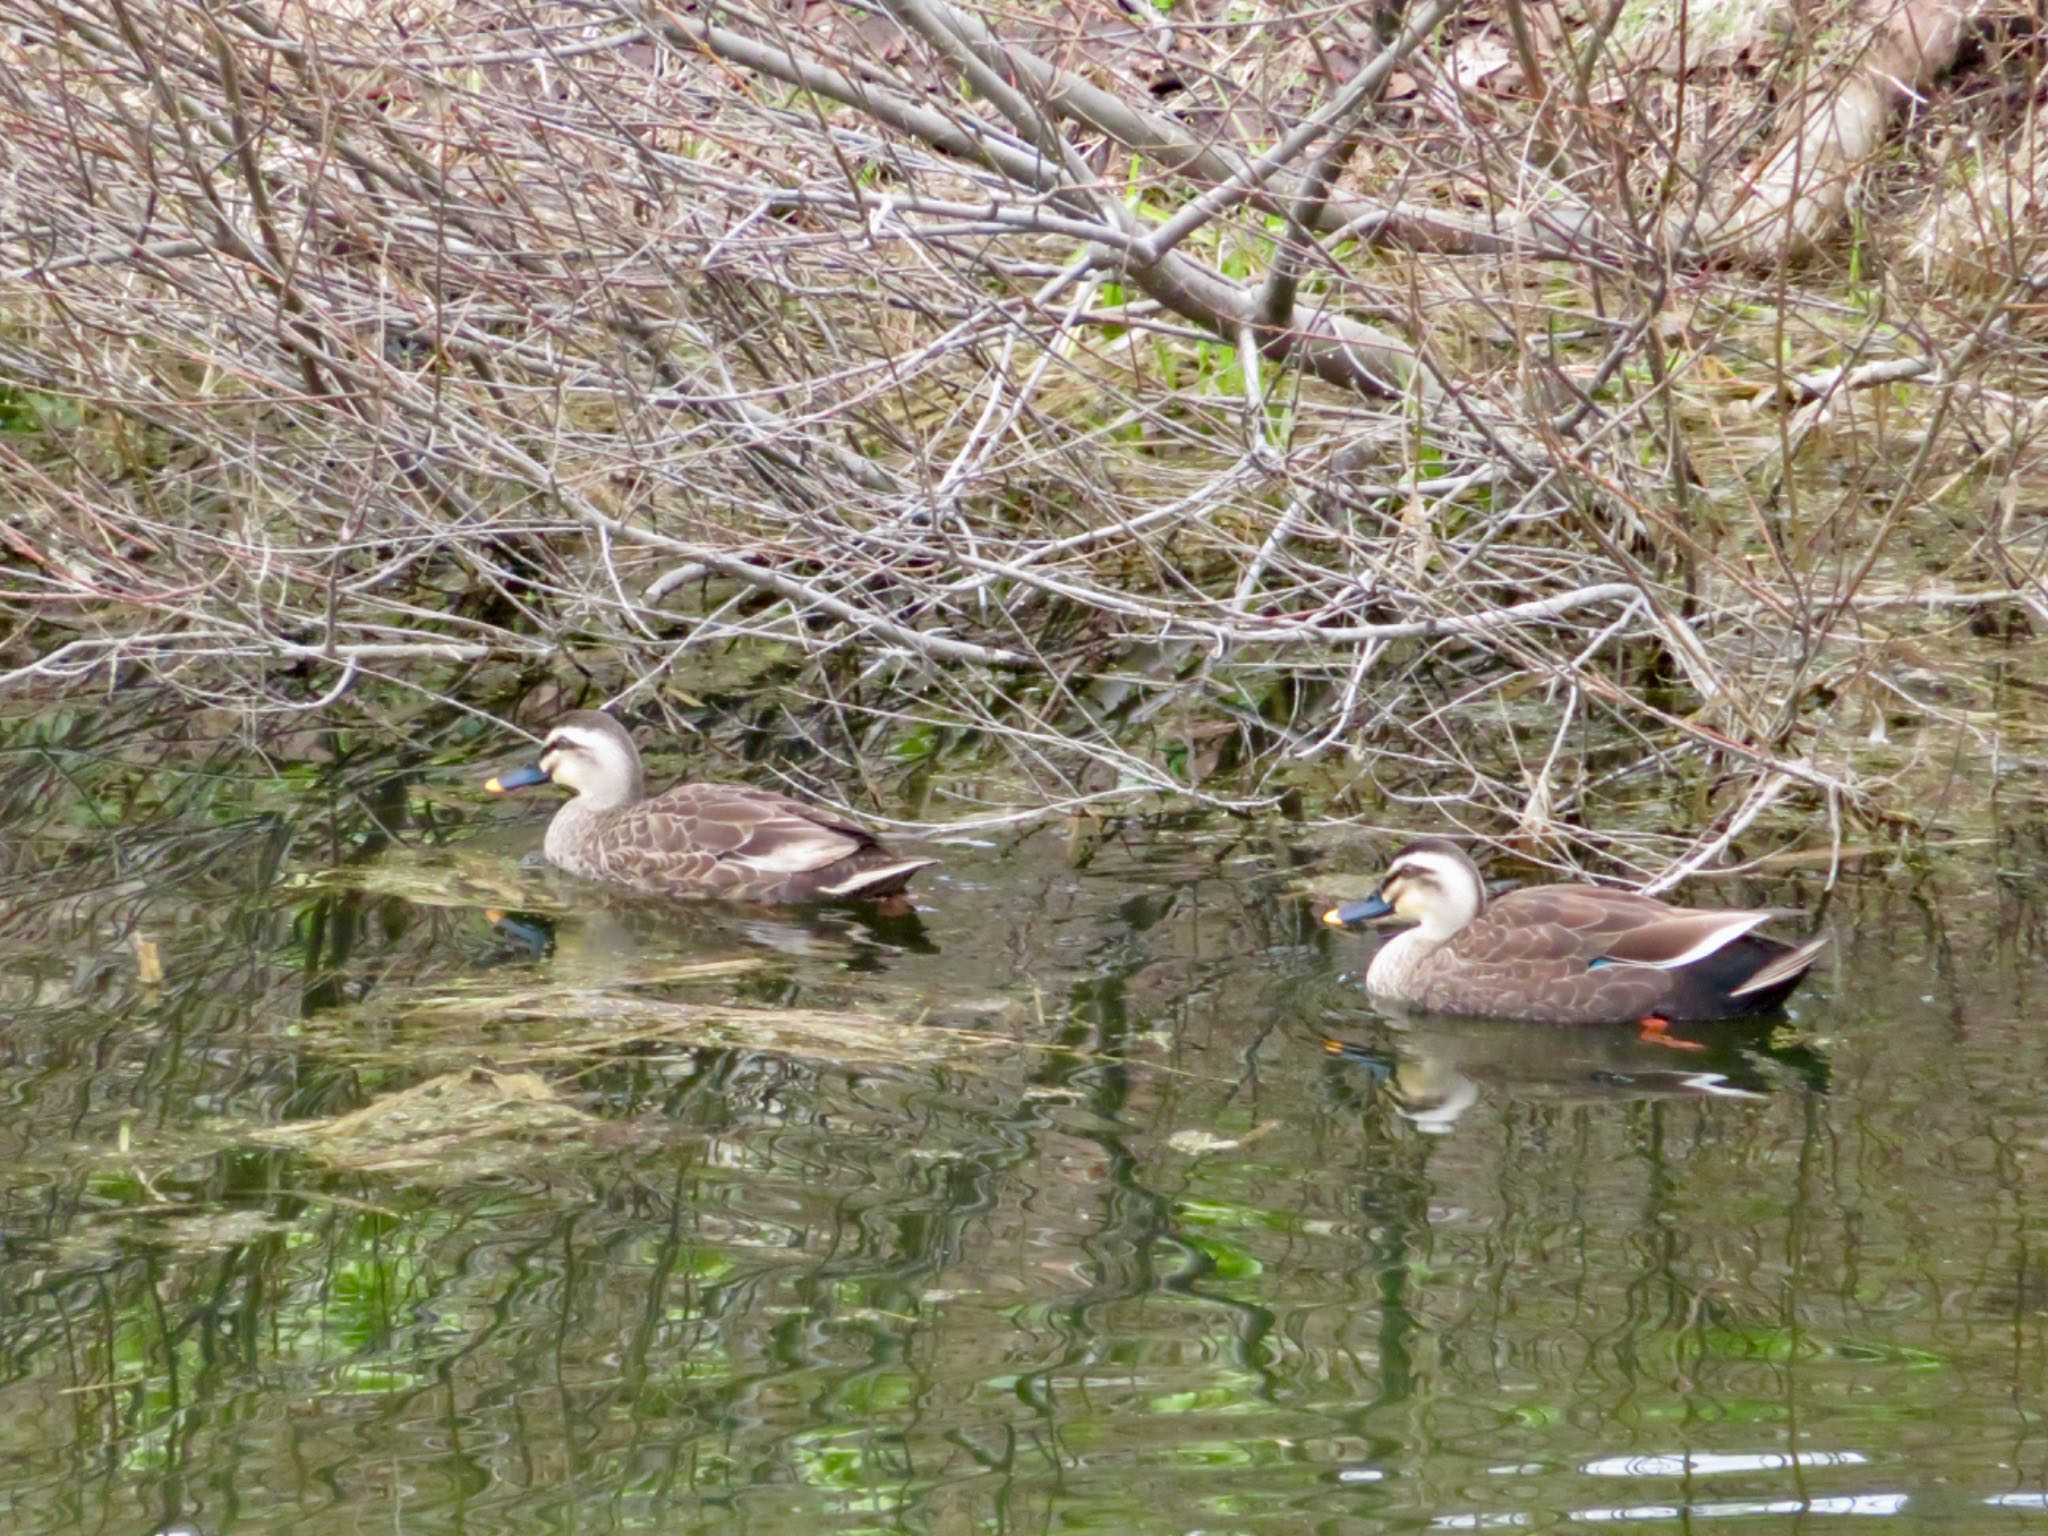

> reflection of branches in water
[0,703,494,1039]
[0,703,280,954]
[0,781,2038,1527]
[4,0,2037,884]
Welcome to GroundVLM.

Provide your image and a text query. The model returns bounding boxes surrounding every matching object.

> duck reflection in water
[480,895,936,979]
[1321,1014,1830,1134]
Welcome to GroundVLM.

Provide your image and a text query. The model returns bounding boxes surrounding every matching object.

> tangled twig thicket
[2,0,2044,871]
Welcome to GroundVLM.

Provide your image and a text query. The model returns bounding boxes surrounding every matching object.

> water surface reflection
[0,725,2044,1533]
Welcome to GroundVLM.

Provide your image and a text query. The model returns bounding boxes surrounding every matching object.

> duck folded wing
[1462,888,1667,963]
[633,784,880,874]
[1590,909,1777,969]
[1477,889,1773,968]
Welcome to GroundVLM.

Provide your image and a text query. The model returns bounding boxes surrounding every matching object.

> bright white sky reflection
[1580,1450,1870,1478]
[1431,1493,1911,1529]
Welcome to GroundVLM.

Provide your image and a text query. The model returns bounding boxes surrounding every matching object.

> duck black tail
[1725,934,1829,1005]
[1663,932,1827,1019]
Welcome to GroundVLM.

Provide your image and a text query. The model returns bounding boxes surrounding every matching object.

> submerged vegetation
[2,0,2045,880]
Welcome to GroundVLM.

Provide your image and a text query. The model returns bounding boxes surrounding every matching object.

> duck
[484,710,936,905]
[1321,838,1825,1035]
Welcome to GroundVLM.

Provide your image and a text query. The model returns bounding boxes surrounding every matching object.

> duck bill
[484,762,552,794]
[1322,894,1394,928]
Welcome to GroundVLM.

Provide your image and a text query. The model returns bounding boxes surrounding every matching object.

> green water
[3,722,2047,1534]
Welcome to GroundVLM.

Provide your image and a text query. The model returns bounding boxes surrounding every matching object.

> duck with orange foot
[1322,838,1826,1035]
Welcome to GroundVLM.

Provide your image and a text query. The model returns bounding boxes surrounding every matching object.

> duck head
[1323,837,1485,941]
[485,710,645,812]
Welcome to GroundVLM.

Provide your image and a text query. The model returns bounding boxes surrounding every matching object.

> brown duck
[485,711,935,904]
[1322,838,1825,1033]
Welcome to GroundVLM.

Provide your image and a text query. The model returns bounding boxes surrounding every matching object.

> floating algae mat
[249,1067,607,1179]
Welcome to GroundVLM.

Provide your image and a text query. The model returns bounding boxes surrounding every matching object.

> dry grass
[2,0,2045,880]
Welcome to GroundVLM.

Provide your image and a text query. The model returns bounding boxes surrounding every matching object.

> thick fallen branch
[1701,0,1976,262]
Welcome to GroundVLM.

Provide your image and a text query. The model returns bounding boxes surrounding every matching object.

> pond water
[3,722,2047,1535]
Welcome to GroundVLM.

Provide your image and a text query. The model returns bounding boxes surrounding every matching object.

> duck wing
[552,783,880,897]
[626,783,880,876]
[1412,887,1786,1024]
[1481,886,1776,969]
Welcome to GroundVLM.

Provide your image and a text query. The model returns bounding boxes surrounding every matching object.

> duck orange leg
[1637,1014,1707,1052]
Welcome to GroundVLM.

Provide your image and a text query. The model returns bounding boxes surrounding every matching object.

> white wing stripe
[1604,912,1772,970]
[734,830,861,874]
